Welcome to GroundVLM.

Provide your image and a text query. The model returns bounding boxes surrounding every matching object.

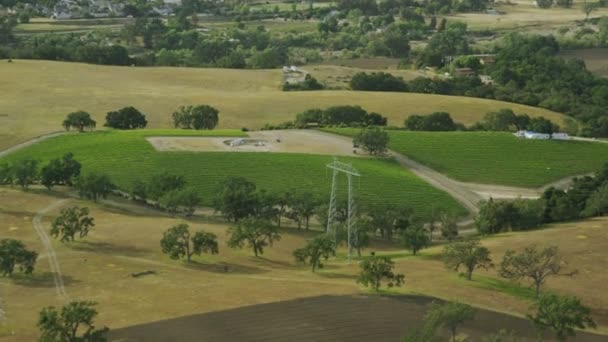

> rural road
[33,199,70,299]
[0,131,67,158]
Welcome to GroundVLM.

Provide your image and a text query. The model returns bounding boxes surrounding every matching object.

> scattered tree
[160,224,218,262]
[0,162,13,185]
[146,172,186,201]
[440,213,459,241]
[172,105,219,130]
[104,106,147,129]
[289,191,318,230]
[401,224,430,256]
[528,294,596,341]
[62,111,96,132]
[50,207,95,243]
[0,239,37,277]
[38,301,109,342]
[443,239,493,280]
[582,1,600,21]
[353,127,389,155]
[76,173,114,202]
[13,159,38,189]
[293,235,336,272]
[357,255,404,291]
[227,218,280,257]
[213,176,258,222]
[499,245,574,297]
[41,153,82,190]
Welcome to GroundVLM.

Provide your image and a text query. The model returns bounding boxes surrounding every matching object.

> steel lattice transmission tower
[326,158,360,262]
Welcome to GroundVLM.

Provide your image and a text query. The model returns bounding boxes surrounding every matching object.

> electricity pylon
[326,158,360,262]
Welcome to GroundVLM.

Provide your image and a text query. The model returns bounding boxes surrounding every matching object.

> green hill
[325,129,608,187]
[0,130,466,219]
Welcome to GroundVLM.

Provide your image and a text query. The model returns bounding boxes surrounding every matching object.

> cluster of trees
[476,163,608,235]
[171,105,219,130]
[0,153,81,190]
[294,105,387,128]
[337,0,493,15]
[131,172,201,216]
[350,72,408,92]
[472,109,561,134]
[105,106,148,130]
[404,112,462,131]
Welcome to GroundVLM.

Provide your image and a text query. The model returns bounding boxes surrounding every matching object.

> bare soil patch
[146,130,363,157]
[108,294,606,342]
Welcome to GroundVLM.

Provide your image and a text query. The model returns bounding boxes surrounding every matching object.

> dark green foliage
[0,16,17,45]
[76,172,114,202]
[13,158,38,189]
[104,107,147,130]
[0,239,37,277]
[158,188,201,216]
[349,72,407,92]
[0,162,13,185]
[213,176,259,222]
[475,198,544,234]
[50,207,95,243]
[294,106,387,128]
[160,224,218,262]
[357,255,404,291]
[418,22,470,67]
[227,217,280,257]
[536,0,554,8]
[528,116,559,134]
[528,294,596,341]
[62,111,96,132]
[354,127,389,155]
[283,74,324,91]
[443,239,492,280]
[146,172,186,201]
[440,213,459,241]
[41,153,81,190]
[499,245,570,297]
[404,112,458,131]
[172,105,219,130]
[293,235,336,272]
[583,182,608,217]
[288,191,318,230]
[249,47,288,69]
[401,224,430,256]
[38,301,109,342]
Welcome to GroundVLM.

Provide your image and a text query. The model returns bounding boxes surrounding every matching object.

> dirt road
[0,131,67,158]
[32,199,70,299]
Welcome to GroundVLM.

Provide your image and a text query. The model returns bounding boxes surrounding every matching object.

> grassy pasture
[324,129,608,187]
[0,60,565,151]
[560,49,608,78]
[0,130,467,219]
[2,189,608,340]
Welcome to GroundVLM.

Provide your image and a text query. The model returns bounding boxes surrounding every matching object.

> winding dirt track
[0,131,67,158]
[32,199,70,299]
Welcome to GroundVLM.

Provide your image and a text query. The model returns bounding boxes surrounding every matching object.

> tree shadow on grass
[249,257,293,269]
[184,260,268,275]
[69,241,150,258]
[10,271,79,288]
[316,271,357,280]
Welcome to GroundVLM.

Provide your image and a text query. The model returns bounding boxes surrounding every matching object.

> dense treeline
[476,163,608,235]
[293,105,387,128]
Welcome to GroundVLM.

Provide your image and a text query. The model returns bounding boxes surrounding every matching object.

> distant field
[324,129,608,187]
[560,49,608,78]
[0,60,566,151]
[0,130,466,219]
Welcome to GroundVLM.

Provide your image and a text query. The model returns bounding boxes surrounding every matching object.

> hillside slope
[0,60,566,150]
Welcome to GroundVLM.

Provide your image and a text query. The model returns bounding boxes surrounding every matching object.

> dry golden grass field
[1,188,608,340]
[0,60,566,151]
